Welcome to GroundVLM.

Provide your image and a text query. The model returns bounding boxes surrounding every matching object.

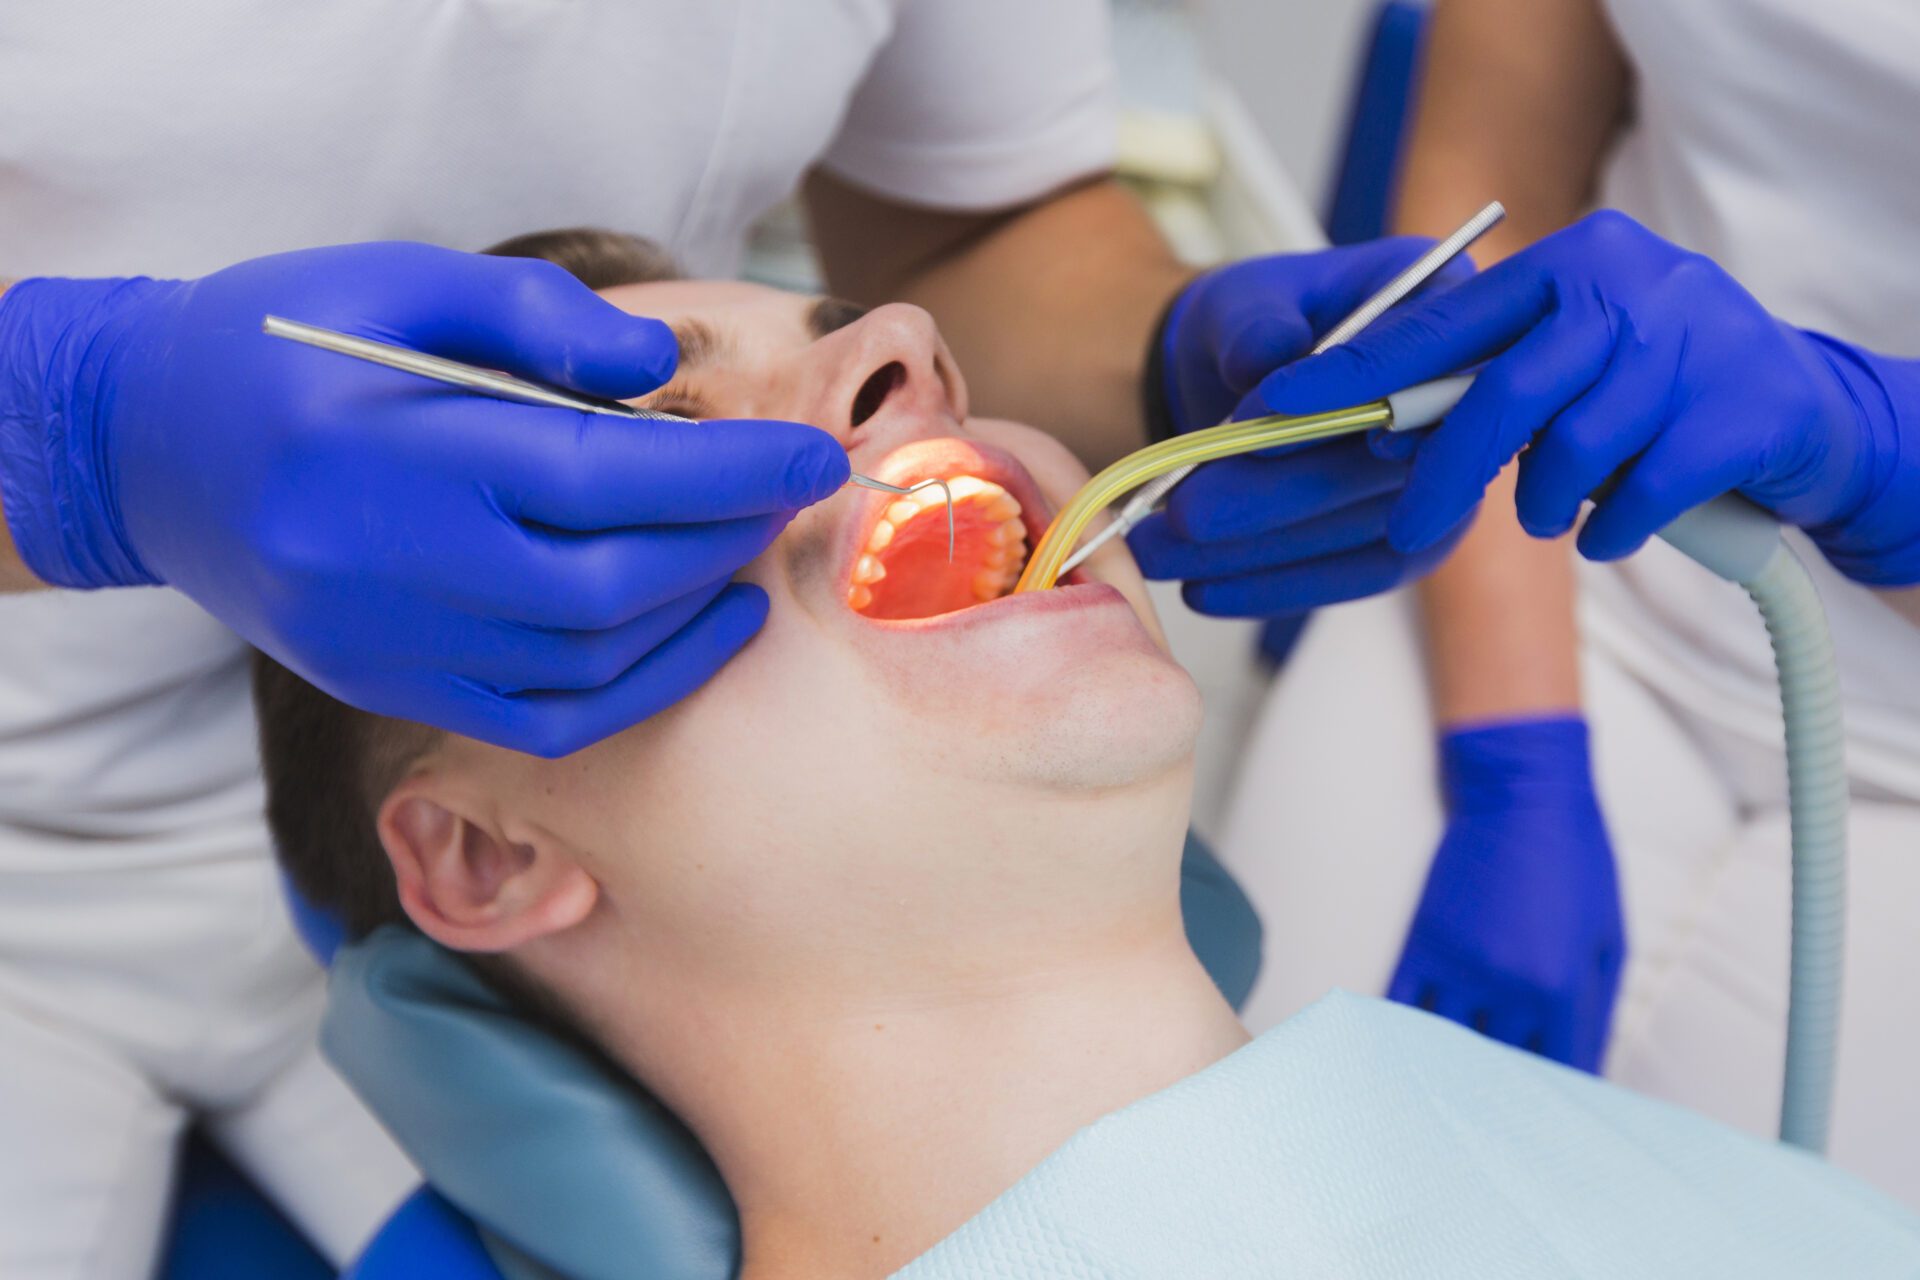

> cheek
[583,593,891,837]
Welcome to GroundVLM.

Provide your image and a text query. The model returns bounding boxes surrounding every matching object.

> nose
[810,303,969,438]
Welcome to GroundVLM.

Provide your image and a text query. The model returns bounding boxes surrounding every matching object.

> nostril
[849,361,906,429]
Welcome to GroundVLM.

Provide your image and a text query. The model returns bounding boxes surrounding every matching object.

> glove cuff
[0,277,166,588]
[1439,715,1599,812]
[1795,331,1920,587]
[1141,282,1190,446]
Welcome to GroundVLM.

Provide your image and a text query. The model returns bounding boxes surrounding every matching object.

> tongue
[858,505,1017,620]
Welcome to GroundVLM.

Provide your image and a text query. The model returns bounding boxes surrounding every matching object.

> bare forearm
[0,278,46,592]
[1415,472,1583,721]
[1398,220,1583,722]
[807,174,1191,470]
[1397,0,1627,726]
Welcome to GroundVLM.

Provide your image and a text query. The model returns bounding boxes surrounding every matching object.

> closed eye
[643,383,717,420]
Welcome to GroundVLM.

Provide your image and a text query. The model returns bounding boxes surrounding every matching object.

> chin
[947,639,1203,793]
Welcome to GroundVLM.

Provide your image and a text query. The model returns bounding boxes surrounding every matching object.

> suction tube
[1022,378,1847,1152]
[1676,519,1847,1152]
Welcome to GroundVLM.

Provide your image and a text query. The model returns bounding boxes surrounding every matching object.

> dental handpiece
[260,316,954,558]
[1054,200,1505,577]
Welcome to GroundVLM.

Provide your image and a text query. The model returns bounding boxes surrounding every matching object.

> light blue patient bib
[897,992,1920,1278]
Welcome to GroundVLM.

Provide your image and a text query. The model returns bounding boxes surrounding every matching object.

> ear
[377,776,598,953]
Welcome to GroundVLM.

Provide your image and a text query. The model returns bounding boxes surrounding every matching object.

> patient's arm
[804,172,1192,470]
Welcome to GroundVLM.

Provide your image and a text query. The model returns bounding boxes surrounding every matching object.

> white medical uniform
[0,4,1115,1274]
[1220,0,1920,1209]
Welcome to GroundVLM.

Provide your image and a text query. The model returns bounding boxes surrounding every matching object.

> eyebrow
[668,317,726,370]
[663,295,869,377]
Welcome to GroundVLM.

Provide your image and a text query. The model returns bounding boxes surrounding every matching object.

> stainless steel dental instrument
[261,315,955,558]
[1055,200,1506,577]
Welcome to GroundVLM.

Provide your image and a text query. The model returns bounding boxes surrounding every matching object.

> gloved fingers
[1389,305,1613,552]
[1564,990,1615,1074]
[1250,257,1556,418]
[1571,943,1626,1071]
[1367,426,1421,462]
[1215,311,1315,399]
[1530,1006,1585,1068]
[1512,323,1678,538]
[1417,983,1490,1035]
[446,579,731,695]
[467,583,770,758]
[1576,422,1752,561]
[1476,1002,1555,1057]
[1169,239,1477,433]
[482,411,850,527]
[473,513,790,630]
[1129,494,1396,580]
[1297,235,1479,332]
[1196,240,1452,394]
[1158,436,1408,541]
[1175,523,1462,616]
[397,250,679,399]
[1386,954,1448,1013]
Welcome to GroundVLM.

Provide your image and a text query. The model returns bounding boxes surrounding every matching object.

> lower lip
[854,578,1127,633]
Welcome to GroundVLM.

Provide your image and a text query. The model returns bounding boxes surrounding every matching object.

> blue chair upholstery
[344,1187,501,1280]
[160,1131,333,1280]
[158,881,360,1280]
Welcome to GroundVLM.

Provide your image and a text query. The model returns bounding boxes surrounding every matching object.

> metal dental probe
[1054,199,1506,577]
[261,316,955,559]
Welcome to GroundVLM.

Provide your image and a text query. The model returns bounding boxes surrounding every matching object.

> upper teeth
[851,474,1030,611]
[867,476,1023,556]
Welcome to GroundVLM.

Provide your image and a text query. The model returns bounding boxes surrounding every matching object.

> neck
[605,900,1246,1278]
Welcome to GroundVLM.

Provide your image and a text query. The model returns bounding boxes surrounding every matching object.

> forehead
[598,278,805,328]
[596,279,813,375]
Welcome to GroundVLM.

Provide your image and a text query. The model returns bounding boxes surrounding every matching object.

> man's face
[439,279,1202,960]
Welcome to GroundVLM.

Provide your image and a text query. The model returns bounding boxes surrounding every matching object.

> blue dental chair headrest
[327,832,1261,1279]
[327,931,736,1279]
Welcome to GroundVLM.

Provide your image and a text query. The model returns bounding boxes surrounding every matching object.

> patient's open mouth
[850,476,1030,617]
[842,442,1059,621]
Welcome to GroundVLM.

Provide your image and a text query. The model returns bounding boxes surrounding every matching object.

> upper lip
[837,438,1055,600]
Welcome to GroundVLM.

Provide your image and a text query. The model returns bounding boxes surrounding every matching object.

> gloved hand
[1127,237,1480,616]
[1256,210,1920,585]
[0,244,849,756]
[1390,716,1625,1072]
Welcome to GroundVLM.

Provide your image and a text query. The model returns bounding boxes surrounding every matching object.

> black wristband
[1141,288,1184,446]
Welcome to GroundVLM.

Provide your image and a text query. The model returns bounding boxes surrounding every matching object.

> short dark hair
[255,228,682,942]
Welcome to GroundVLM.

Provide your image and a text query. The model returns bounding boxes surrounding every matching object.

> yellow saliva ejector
[1014,376,1472,594]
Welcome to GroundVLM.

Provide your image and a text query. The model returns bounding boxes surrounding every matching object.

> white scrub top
[0,1,1116,860]
[1582,0,1920,803]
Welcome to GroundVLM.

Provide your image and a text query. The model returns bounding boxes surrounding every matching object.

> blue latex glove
[1127,237,1479,616]
[1390,717,1624,1072]
[0,244,850,755]
[1258,210,1920,585]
